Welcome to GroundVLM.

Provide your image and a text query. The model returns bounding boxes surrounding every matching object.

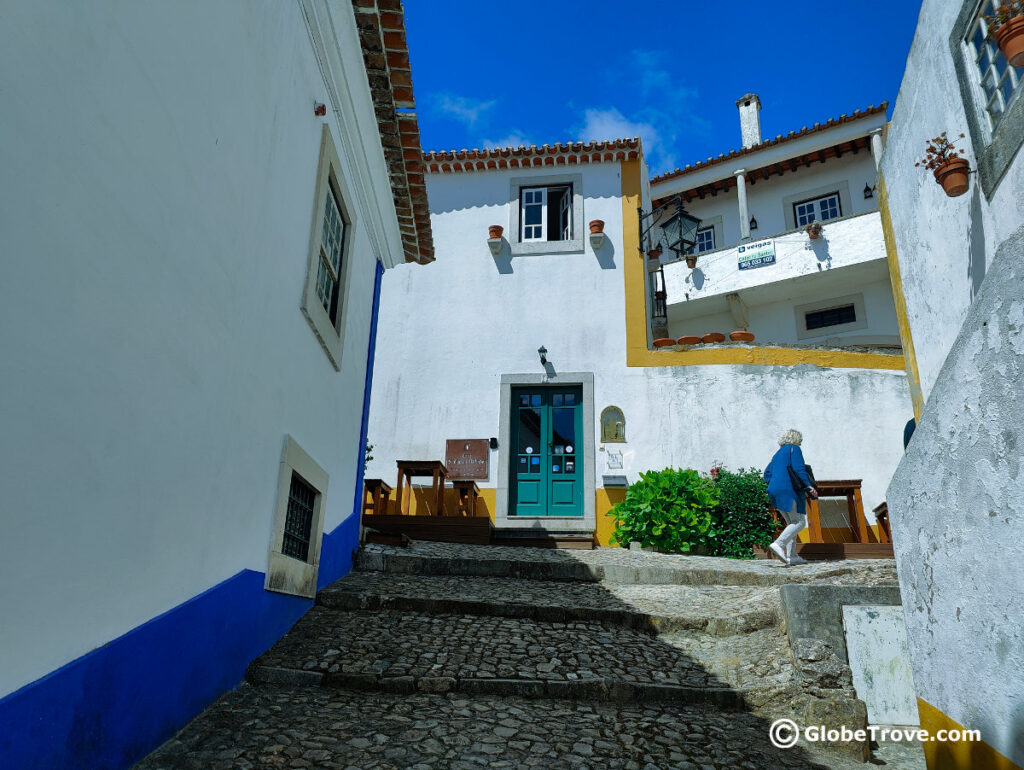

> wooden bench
[362,478,393,516]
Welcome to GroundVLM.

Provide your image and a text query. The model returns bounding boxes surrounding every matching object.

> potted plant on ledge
[987,1,1024,67]
[804,221,823,240]
[916,132,971,197]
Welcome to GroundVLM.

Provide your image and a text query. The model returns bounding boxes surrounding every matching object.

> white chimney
[736,93,762,149]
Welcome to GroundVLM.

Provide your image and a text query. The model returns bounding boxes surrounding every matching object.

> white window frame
[508,174,584,256]
[265,435,330,598]
[782,181,852,231]
[951,0,1024,197]
[793,192,842,227]
[302,124,356,371]
[695,226,716,253]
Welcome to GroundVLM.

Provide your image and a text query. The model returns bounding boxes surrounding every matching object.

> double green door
[510,386,584,517]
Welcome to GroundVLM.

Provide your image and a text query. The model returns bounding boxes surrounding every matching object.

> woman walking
[764,429,818,566]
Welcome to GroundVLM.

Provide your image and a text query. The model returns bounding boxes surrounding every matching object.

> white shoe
[788,555,809,565]
[769,542,790,565]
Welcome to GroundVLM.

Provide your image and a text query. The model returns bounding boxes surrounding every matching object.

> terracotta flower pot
[730,330,756,342]
[806,224,823,240]
[933,157,970,197]
[685,256,697,268]
[488,225,504,239]
[653,337,676,348]
[702,332,726,344]
[994,16,1024,67]
[677,335,702,346]
[589,219,605,234]
[647,247,663,261]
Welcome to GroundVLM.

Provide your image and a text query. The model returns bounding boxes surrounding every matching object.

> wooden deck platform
[363,514,492,545]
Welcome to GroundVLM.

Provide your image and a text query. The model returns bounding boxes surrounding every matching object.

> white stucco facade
[0,0,401,700]
[882,0,1024,765]
[368,157,911,535]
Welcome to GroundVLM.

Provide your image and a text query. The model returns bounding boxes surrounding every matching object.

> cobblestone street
[138,543,926,769]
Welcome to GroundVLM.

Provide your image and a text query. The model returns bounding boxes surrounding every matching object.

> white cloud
[479,131,532,150]
[431,93,496,129]
[575,107,676,172]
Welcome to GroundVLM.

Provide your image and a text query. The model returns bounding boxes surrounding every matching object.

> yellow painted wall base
[596,488,627,547]
[918,698,1022,770]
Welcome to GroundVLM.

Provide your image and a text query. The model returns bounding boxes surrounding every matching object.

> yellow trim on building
[621,159,906,372]
[918,698,1022,770]
[878,175,924,420]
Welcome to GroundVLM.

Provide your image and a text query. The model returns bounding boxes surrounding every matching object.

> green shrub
[609,468,719,553]
[708,467,774,559]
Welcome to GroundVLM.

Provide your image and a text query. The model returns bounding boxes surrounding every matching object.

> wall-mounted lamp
[538,346,548,365]
[863,183,874,199]
[749,216,758,231]
[489,437,498,449]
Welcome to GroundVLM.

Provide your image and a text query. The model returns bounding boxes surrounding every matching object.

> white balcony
[654,211,902,349]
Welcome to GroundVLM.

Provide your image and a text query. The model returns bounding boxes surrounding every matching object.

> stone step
[358,541,899,588]
[137,683,874,770]
[245,606,786,704]
[319,571,780,635]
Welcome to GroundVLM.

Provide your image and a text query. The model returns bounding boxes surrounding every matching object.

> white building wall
[881,0,1024,402]
[882,0,1024,764]
[0,1,390,697]
[368,165,911,526]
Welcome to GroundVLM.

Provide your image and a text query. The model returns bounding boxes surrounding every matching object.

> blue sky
[403,1,923,176]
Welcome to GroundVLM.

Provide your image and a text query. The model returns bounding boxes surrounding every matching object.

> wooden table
[806,479,870,543]
[451,480,481,517]
[362,478,393,516]
[395,460,449,517]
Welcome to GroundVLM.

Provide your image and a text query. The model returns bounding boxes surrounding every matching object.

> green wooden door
[510,386,584,518]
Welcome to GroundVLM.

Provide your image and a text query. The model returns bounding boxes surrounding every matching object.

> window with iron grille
[806,304,857,330]
[282,473,316,562]
[966,2,1023,131]
[794,193,841,227]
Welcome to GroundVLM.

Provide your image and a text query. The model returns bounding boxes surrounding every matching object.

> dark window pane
[530,394,541,406]
[282,474,315,562]
[806,304,856,330]
[517,408,541,453]
[552,407,575,447]
[564,393,576,405]
[552,394,563,406]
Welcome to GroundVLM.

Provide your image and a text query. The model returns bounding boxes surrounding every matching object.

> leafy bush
[609,468,719,553]
[708,467,774,559]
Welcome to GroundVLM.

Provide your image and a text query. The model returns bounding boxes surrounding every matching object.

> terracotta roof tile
[651,103,887,186]
[355,1,434,263]
[423,137,642,173]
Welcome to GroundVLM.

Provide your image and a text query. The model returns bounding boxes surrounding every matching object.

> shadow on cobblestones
[136,542,900,769]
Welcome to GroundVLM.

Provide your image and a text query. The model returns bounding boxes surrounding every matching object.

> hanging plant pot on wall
[488,225,504,239]
[647,246,663,261]
[804,222,823,240]
[933,157,971,197]
[589,219,605,234]
[991,13,1024,67]
[685,255,697,268]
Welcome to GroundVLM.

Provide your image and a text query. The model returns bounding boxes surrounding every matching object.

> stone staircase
[137,543,922,769]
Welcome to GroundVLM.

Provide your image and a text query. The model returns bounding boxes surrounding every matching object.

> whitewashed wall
[368,164,911,525]
[883,0,1024,763]
[0,1,390,697]
[882,0,1024,402]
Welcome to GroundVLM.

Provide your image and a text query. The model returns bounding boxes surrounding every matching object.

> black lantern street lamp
[638,194,701,261]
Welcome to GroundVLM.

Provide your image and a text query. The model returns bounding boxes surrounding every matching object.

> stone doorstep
[356,551,831,587]
[245,664,748,710]
[316,588,779,636]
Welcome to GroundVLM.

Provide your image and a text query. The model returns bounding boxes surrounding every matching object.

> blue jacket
[764,443,812,515]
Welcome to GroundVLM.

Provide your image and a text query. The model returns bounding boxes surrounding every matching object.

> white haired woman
[763,429,818,565]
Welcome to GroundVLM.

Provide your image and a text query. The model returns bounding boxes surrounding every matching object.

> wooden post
[807,496,824,543]
[852,487,869,543]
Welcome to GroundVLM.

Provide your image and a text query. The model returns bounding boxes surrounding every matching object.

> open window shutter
[559,187,571,240]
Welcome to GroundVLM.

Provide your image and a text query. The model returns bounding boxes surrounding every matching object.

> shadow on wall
[593,237,616,270]
[810,237,832,271]
[968,184,986,300]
